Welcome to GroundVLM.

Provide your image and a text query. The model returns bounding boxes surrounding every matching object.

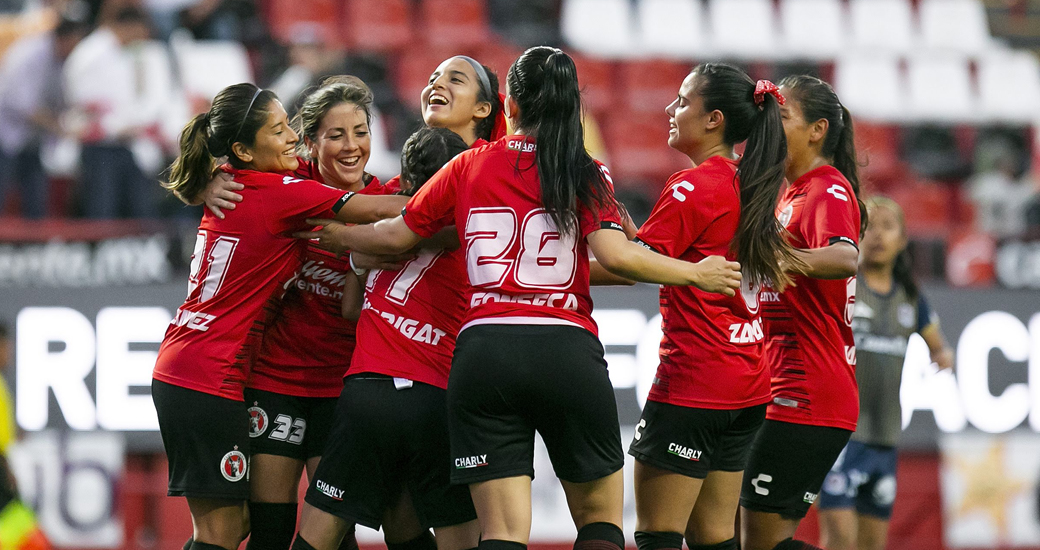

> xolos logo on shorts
[667,443,702,461]
[247,403,268,438]
[220,446,247,482]
[315,480,345,501]
[455,454,488,469]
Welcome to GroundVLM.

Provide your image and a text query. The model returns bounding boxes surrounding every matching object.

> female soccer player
[291,126,478,550]
[816,196,953,550]
[240,76,399,550]
[152,83,406,550]
[421,55,505,147]
[628,64,799,550]
[737,75,865,550]
[303,46,742,550]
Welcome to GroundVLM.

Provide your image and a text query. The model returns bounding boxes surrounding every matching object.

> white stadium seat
[561,0,637,58]
[170,32,253,103]
[905,53,975,123]
[780,0,847,60]
[834,54,905,121]
[918,0,995,54]
[848,0,915,54]
[707,0,780,60]
[636,0,706,59]
[977,50,1040,123]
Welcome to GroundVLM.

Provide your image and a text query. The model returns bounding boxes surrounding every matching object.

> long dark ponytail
[164,83,276,201]
[867,196,917,299]
[778,75,868,233]
[693,63,799,289]
[507,46,614,236]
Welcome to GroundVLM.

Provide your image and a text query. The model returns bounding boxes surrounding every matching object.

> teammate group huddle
[150,46,946,550]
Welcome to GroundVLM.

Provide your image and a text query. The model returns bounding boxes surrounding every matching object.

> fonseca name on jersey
[469,290,579,310]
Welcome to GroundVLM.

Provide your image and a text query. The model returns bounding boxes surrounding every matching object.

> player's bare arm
[789,241,858,279]
[920,321,955,371]
[587,228,740,295]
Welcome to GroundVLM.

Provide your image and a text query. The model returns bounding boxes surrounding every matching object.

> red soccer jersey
[636,157,770,410]
[248,176,388,398]
[402,135,623,336]
[349,246,467,389]
[153,167,351,401]
[761,165,861,430]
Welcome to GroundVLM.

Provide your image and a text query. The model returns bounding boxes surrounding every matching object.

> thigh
[250,453,305,503]
[304,377,402,530]
[152,380,250,500]
[448,327,536,485]
[633,460,703,532]
[187,497,248,549]
[739,420,852,520]
[686,469,743,545]
[245,389,311,461]
[404,383,477,529]
[560,468,624,530]
[468,475,533,544]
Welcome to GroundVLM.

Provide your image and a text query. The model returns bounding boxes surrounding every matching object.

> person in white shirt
[63,6,156,218]
[0,16,86,217]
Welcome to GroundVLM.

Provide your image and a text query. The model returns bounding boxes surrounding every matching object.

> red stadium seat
[854,122,904,191]
[341,0,413,52]
[885,180,953,237]
[393,47,470,108]
[570,53,617,114]
[420,0,490,49]
[602,110,690,185]
[618,59,691,113]
[265,0,340,46]
[472,42,524,88]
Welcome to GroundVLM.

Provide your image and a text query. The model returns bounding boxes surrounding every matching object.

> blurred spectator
[63,5,160,218]
[488,0,561,47]
[0,14,87,218]
[969,142,1039,239]
[142,0,244,41]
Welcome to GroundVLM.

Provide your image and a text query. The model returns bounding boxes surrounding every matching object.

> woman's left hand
[294,219,351,255]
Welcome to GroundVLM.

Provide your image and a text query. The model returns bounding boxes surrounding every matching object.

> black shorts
[304,375,476,530]
[152,379,251,500]
[244,388,337,460]
[448,324,624,485]
[740,419,852,519]
[628,401,766,479]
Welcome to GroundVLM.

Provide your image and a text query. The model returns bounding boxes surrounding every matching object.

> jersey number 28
[465,208,578,290]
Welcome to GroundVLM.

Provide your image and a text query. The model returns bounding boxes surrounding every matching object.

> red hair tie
[754,80,785,106]
[490,92,508,140]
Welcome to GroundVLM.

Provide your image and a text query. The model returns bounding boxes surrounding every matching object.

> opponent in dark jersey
[628,65,798,550]
[301,46,741,550]
[153,83,407,550]
[739,76,866,550]
[816,196,953,550]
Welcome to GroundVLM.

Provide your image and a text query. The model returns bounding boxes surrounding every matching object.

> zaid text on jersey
[362,299,448,346]
[728,319,764,344]
[469,291,579,310]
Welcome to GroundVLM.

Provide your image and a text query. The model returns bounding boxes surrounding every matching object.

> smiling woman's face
[236,100,300,174]
[421,57,489,142]
[308,102,371,190]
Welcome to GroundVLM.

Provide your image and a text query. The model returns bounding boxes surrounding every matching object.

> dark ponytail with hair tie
[507,46,615,236]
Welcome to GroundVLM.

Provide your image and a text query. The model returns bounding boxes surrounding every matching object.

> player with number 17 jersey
[403,136,623,335]
[153,167,351,401]
[760,164,862,430]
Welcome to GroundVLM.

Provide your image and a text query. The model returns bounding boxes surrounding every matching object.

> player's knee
[685,515,735,546]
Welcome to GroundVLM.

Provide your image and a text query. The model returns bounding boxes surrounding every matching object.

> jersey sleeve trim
[331,192,355,214]
[632,237,660,254]
[828,235,859,250]
[600,220,624,232]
